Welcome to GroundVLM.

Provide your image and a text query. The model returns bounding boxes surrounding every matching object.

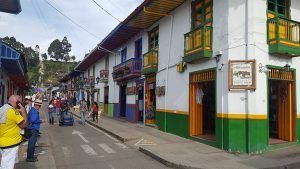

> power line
[91,0,122,23]
[43,0,101,40]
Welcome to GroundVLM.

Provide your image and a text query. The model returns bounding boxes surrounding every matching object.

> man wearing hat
[26,99,43,162]
[24,96,32,114]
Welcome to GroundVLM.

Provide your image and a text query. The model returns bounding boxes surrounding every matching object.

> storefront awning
[0,42,29,89]
[0,0,22,14]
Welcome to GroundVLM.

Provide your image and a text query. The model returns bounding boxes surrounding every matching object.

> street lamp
[96,77,100,84]
[284,64,291,71]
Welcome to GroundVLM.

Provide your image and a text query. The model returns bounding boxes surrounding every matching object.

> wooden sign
[156,86,165,97]
[228,60,256,90]
[126,86,136,95]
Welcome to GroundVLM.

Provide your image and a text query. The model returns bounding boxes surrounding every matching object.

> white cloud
[0,0,143,61]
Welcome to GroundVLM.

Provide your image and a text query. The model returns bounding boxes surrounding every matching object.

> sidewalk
[72,110,300,169]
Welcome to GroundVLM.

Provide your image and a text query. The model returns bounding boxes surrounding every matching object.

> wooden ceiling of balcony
[124,0,185,29]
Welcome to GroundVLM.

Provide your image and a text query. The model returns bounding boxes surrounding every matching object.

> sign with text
[228,60,256,90]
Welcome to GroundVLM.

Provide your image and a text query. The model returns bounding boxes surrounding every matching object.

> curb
[261,160,300,169]
[139,147,202,169]
[72,112,127,142]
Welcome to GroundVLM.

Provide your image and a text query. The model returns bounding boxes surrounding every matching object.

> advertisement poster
[229,60,256,90]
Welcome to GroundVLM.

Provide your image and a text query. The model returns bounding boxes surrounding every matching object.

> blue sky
[0,0,143,61]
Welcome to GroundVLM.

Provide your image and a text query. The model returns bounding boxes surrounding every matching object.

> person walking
[79,98,87,125]
[24,96,32,114]
[48,100,55,125]
[26,99,43,162]
[92,102,99,122]
[0,95,27,169]
[86,99,90,112]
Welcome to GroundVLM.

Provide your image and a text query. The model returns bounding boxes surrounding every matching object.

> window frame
[148,26,159,50]
[135,38,143,59]
[121,48,127,63]
[267,0,290,18]
[191,0,213,30]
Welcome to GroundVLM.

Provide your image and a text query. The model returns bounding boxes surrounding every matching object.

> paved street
[15,104,170,169]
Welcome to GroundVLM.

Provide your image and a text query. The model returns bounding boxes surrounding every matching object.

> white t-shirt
[196,88,204,104]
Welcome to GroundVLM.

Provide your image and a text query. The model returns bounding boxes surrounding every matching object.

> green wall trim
[269,43,300,56]
[183,50,212,63]
[105,103,114,117]
[142,67,158,75]
[297,119,300,142]
[156,111,189,138]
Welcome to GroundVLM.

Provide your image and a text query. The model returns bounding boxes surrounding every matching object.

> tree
[48,37,72,62]
[2,36,25,53]
[71,55,76,61]
[48,39,62,61]
[41,53,48,60]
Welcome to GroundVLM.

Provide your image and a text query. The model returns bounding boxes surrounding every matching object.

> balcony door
[191,0,212,29]
[267,0,290,18]
[135,38,142,59]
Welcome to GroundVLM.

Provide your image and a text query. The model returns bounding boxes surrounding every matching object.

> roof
[0,42,29,89]
[59,70,82,83]
[0,0,22,14]
[75,0,185,71]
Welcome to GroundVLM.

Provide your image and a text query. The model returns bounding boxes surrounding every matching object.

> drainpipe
[245,0,251,153]
[143,7,173,132]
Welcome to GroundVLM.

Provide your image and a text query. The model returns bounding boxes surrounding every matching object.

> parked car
[59,111,74,126]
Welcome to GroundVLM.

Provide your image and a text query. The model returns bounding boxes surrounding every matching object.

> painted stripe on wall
[156,109,188,115]
[126,104,137,122]
[217,113,267,119]
[114,103,119,118]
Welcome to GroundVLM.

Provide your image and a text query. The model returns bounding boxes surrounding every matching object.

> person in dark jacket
[26,99,43,162]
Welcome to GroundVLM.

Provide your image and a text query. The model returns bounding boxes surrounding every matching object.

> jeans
[49,112,55,125]
[27,129,38,160]
[80,111,85,124]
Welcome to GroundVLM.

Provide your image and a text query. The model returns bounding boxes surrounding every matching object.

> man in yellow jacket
[0,95,27,169]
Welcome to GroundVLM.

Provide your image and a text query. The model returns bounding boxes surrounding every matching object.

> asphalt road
[15,103,170,169]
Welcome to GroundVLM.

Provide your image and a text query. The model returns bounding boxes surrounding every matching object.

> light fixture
[258,63,270,73]
[96,77,100,84]
[284,64,291,71]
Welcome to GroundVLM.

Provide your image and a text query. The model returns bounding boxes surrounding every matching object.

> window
[192,0,213,29]
[135,38,142,59]
[121,48,127,63]
[149,27,159,50]
[88,69,90,77]
[93,66,95,77]
[105,56,109,70]
[268,0,289,18]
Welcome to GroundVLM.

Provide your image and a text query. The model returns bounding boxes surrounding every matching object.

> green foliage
[43,60,78,85]
[48,36,72,62]
[41,53,47,60]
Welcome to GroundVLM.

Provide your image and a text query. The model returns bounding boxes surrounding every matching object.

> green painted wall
[98,102,104,112]
[105,104,114,118]
[156,111,189,139]
[297,118,300,142]
[216,118,268,153]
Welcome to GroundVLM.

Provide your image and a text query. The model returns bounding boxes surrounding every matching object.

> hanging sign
[228,60,256,90]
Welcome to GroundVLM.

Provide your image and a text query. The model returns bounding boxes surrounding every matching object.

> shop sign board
[228,60,256,90]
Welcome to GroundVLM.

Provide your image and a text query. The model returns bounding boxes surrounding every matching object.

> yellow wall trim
[156,109,188,115]
[217,113,267,120]
[297,114,300,119]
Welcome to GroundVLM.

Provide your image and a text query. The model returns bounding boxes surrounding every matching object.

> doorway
[104,87,109,114]
[145,75,156,125]
[268,69,295,144]
[119,85,127,117]
[190,70,216,141]
[137,86,144,122]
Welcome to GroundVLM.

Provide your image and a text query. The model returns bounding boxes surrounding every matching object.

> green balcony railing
[142,47,158,75]
[183,26,212,62]
[267,17,300,56]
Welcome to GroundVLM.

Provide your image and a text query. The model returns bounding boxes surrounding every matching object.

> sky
[0,0,143,61]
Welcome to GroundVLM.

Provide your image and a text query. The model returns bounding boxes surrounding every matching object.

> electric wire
[91,0,122,23]
[43,0,101,40]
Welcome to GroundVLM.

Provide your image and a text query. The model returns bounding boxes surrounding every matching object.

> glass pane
[278,6,285,15]
[268,3,275,11]
[278,0,286,6]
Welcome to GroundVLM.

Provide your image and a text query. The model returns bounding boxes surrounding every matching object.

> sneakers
[26,158,38,162]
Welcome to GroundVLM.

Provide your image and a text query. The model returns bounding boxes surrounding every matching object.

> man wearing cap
[26,99,43,162]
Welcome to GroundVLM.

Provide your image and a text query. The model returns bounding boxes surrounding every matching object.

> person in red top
[55,98,61,115]
[92,102,98,122]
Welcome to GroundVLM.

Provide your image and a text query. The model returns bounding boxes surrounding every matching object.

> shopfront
[145,75,156,125]
[189,69,216,141]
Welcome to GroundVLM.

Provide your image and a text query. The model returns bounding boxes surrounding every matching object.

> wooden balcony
[142,47,158,75]
[100,69,109,83]
[267,17,300,56]
[112,58,142,82]
[183,26,212,62]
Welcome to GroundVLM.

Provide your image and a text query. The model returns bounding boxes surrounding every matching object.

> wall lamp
[258,63,270,73]
[284,64,291,71]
